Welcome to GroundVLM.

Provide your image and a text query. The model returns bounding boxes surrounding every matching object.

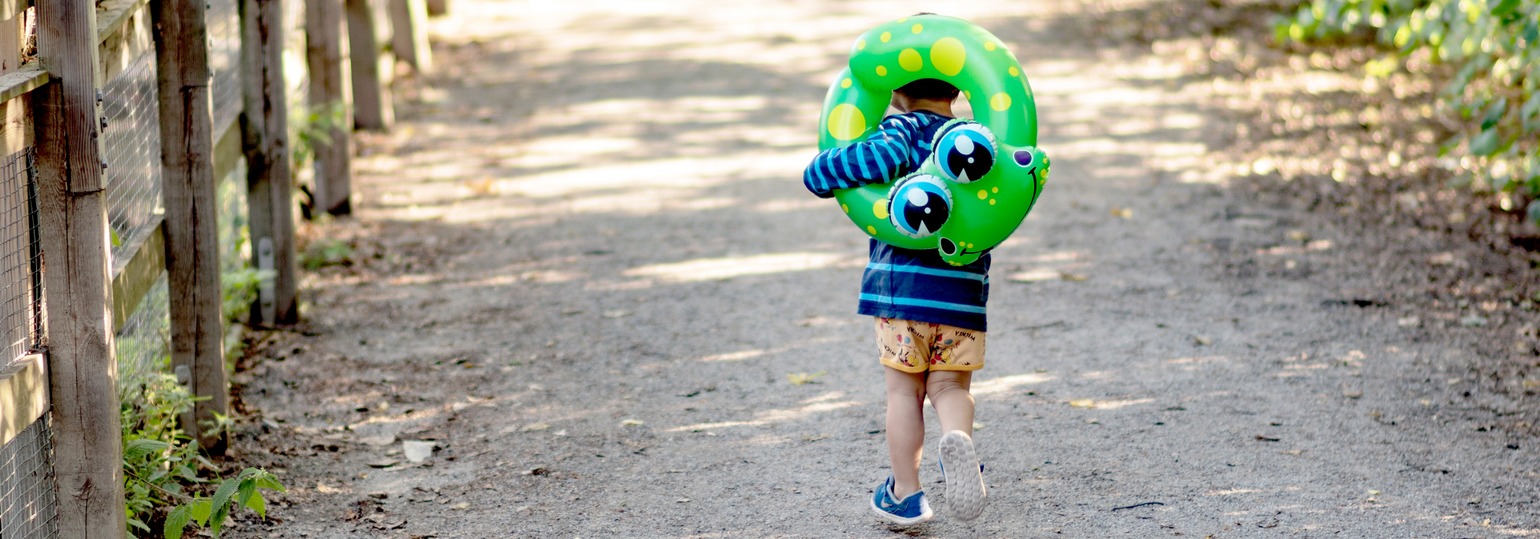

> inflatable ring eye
[935,122,996,184]
[889,174,951,239]
[816,14,1049,265]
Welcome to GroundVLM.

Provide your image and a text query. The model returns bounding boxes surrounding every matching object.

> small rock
[1397,316,1420,328]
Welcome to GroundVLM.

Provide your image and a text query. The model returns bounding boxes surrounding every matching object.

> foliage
[291,100,349,172]
[301,237,354,269]
[164,468,286,539]
[121,372,206,535]
[1278,0,1540,221]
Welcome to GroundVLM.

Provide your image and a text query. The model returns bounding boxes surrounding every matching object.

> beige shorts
[876,317,985,373]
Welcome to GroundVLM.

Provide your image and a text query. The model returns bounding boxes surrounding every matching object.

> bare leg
[926,370,974,436]
[884,366,927,498]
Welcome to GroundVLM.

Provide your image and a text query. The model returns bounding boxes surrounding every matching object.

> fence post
[306,0,354,216]
[33,0,128,536]
[151,0,230,452]
[388,0,432,74]
[346,0,393,131]
[240,0,300,325]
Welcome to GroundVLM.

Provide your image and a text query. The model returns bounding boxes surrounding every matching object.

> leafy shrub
[1278,0,1540,221]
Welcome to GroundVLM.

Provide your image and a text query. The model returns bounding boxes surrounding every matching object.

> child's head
[895,78,960,103]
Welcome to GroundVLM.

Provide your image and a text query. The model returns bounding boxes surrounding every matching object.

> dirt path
[229,1,1538,537]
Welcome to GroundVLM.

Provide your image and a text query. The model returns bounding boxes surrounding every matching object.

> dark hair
[895,78,960,101]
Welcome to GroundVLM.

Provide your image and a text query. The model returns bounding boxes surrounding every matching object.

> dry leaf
[1069,399,1096,408]
[520,422,550,432]
[1110,207,1133,219]
[620,419,645,427]
[787,371,827,385]
[1058,271,1088,282]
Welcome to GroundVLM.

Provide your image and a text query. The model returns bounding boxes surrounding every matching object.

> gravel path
[230,1,1539,537]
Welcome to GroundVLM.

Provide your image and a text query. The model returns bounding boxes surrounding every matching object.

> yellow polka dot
[930,37,966,77]
[991,187,999,193]
[990,92,1012,111]
[984,41,997,51]
[840,78,852,89]
[872,199,889,220]
[1008,66,1020,77]
[827,104,867,141]
[876,65,888,76]
[898,49,923,72]
[963,90,971,100]
[841,204,850,214]
[880,32,891,43]
[989,199,997,206]
[857,39,866,50]
[977,190,988,200]
[867,225,878,235]
[911,24,923,34]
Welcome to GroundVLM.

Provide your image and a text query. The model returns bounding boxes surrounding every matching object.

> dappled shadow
[228,1,1539,537]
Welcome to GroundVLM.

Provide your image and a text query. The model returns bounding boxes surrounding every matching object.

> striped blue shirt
[804,111,990,331]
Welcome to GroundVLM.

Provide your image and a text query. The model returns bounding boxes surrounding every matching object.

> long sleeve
[803,113,933,198]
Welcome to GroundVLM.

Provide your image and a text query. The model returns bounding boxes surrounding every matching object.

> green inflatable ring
[818,14,1049,266]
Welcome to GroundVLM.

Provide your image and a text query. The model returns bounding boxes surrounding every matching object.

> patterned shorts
[875,317,985,373]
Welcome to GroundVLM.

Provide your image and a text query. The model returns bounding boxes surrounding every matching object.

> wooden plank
[387,0,430,73]
[345,0,391,131]
[0,0,26,22]
[212,116,243,183]
[426,0,448,17]
[0,11,19,73]
[152,0,229,452]
[0,63,50,104]
[34,0,128,535]
[0,354,49,447]
[109,218,164,333]
[240,0,299,325]
[97,0,154,84]
[305,0,353,215]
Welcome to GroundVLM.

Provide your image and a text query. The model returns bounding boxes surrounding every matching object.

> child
[803,78,989,524]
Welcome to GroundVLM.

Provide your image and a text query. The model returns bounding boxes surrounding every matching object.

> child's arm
[803,114,926,198]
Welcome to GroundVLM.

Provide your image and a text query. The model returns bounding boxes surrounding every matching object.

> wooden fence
[0,0,439,536]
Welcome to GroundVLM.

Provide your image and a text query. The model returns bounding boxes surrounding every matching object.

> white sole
[940,430,986,521]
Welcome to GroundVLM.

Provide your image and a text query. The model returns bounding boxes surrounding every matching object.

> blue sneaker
[939,431,987,521]
[870,476,933,525]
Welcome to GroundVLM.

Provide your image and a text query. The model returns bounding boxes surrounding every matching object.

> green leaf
[123,439,170,461]
[165,505,195,539]
[247,492,268,518]
[189,498,213,524]
[1482,98,1508,130]
[1491,0,1520,18]
[236,478,258,508]
[1471,128,1503,156]
[128,517,151,533]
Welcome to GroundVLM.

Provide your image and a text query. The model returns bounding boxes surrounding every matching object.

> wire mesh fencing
[101,44,165,266]
[208,0,243,133]
[0,148,40,370]
[0,415,59,539]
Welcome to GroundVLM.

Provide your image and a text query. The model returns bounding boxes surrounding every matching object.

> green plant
[1278,0,1540,221]
[122,372,206,535]
[301,238,354,269]
[291,100,349,172]
[164,468,286,539]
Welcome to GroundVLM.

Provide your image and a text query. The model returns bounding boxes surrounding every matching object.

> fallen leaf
[452,502,471,510]
[520,422,550,432]
[1068,399,1096,408]
[1343,390,1363,399]
[1280,449,1304,456]
[367,459,399,469]
[1110,207,1133,219]
[972,422,985,431]
[403,441,436,463]
[787,371,827,385]
[1058,271,1088,282]
[620,419,645,427]
[1397,316,1421,328]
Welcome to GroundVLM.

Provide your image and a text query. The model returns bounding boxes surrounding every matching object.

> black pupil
[946,135,993,181]
[901,190,949,235]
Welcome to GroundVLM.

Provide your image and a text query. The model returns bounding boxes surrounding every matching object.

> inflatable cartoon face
[817,14,1049,265]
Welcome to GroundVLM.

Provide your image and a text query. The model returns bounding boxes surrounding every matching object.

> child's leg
[925,370,974,435]
[884,366,927,498]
